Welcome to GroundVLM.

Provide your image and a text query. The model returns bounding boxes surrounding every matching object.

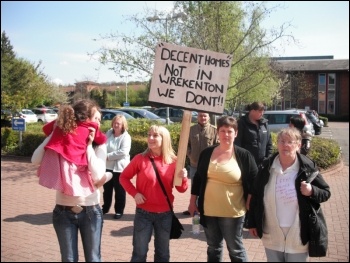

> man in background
[183,112,218,215]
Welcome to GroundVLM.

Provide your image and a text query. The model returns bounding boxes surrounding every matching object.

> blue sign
[123,102,130,107]
[12,118,26,131]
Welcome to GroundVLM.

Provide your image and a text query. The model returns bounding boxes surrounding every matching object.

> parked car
[13,109,38,123]
[101,109,135,121]
[31,108,58,123]
[116,108,170,124]
[263,109,315,135]
[152,107,198,123]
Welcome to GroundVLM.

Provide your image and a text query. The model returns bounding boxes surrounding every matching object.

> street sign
[12,118,26,131]
[123,102,130,107]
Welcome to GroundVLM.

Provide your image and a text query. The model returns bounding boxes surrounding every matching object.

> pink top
[43,120,107,166]
[120,153,188,213]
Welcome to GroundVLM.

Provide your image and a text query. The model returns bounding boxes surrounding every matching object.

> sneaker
[114,213,123,219]
[182,210,190,216]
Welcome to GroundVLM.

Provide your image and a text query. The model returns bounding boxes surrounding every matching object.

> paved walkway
[1,154,348,262]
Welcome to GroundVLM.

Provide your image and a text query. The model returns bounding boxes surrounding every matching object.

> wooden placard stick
[174,110,192,186]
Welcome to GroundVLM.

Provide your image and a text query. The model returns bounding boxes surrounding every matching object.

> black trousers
[102,170,126,214]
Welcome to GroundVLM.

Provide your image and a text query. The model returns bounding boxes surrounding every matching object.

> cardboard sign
[149,42,232,114]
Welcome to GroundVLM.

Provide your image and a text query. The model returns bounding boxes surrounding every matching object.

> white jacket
[105,129,131,172]
[261,165,308,253]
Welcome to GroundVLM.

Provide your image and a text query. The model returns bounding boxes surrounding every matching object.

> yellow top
[204,156,246,217]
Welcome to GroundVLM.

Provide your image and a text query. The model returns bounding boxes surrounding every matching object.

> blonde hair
[277,127,302,143]
[111,115,128,133]
[142,125,177,164]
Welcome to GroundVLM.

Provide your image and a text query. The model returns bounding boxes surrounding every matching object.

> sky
[1,1,349,86]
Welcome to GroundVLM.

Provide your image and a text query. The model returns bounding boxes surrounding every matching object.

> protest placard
[149,42,232,114]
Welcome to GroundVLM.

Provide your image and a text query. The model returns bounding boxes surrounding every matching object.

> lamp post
[120,74,131,106]
[115,86,119,105]
[147,12,186,124]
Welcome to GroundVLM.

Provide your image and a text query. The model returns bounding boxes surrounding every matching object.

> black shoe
[114,213,123,219]
[182,210,190,215]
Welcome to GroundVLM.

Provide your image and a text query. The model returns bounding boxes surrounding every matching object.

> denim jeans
[204,215,248,262]
[102,170,126,214]
[131,208,172,262]
[53,204,103,262]
[265,248,308,262]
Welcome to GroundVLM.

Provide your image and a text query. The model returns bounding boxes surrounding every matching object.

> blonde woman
[102,115,131,219]
[120,125,188,262]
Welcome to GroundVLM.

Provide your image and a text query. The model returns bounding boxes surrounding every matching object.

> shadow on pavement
[3,212,52,225]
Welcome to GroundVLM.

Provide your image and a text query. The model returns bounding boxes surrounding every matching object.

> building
[271,56,349,118]
[59,81,147,101]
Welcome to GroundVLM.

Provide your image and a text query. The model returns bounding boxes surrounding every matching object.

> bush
[1,123,341,171]
[318,116,328,127]
[308,137,342,170]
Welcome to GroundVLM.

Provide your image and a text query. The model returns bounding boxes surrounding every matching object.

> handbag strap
[149,157,173,212]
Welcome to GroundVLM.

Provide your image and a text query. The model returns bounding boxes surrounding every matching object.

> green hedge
[1,121,341,171]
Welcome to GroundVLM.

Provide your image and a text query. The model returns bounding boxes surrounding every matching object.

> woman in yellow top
[188,116,258,262]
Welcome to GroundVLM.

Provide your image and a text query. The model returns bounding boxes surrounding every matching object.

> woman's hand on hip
[134,193,146,205]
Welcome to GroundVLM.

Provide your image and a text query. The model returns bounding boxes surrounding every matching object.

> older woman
[102,115,131,219]
[248,127,331,262]
[188,116,258,262]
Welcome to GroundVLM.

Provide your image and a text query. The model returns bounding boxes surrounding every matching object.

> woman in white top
[32,107,111,262]
[248,127,331,262]
[102,115,131,219]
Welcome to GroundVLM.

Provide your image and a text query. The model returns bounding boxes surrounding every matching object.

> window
[328,73,335,90]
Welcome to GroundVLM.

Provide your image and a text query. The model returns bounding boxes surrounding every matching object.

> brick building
[271,56,349,118]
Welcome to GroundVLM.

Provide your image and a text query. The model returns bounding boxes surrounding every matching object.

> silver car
[263,109,315,136]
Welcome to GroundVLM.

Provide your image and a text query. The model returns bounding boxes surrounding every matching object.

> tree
[91,1,297,112]
[1,32,68,110]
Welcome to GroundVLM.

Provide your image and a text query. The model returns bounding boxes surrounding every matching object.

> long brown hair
[56,99,99,134]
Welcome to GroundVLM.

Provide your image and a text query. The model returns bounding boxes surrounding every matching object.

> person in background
[183,111,218,216]
[289,116,312,155]
[188,116,258,262]
[235,101,272,167]
[248,127,331,262]
[120,125,188,262]
[32,107,112,262]
[102,115,131,219]
[234,101,272,228]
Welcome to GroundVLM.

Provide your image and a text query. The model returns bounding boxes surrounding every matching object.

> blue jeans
[204,215,248,262]
[131,208,172,262]
[53,204,103,262]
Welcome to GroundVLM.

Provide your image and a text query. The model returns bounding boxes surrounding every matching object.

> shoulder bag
[306,172,328,257]
[149,157,184,239]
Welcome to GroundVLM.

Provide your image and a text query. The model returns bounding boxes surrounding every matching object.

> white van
[263,109,315,135]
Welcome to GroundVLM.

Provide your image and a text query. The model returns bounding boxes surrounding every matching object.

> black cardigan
[191,144,258,227]
[247,152,331,245]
